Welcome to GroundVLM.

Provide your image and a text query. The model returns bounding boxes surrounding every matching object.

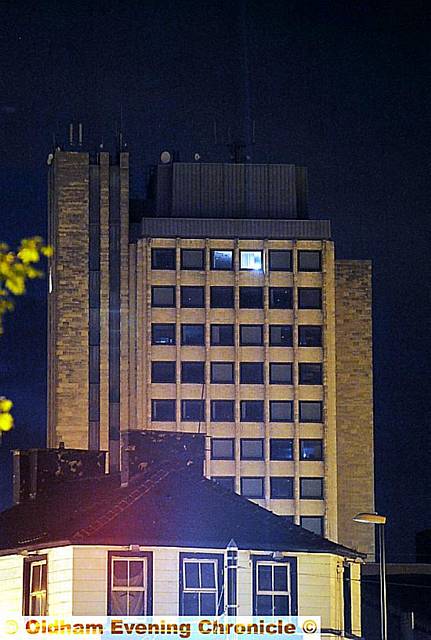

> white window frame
[182,558,219,615]
[111,556,148,615]
[255,560,292,615]
[28,559,47,615]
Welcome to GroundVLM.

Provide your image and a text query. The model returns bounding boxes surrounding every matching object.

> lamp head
[353,512,387,525]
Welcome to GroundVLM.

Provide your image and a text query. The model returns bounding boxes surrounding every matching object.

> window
[211,438,234,460]
[270,401,293,422]
[343,564,352,636]
[299,325,322,347]
[240,363,264,384]
[240,287,263,308]
[269,325,292,347]
[300,439,323,461]
[211,400,235,422]
[299,363,323,385]
[24,557,47,615]
[240,250,263,270]
[182,400,205,421]
[241,477,264,498]
[182,362,205,383]
[212,476,235,491]
[253,558,297,615]
[240,439,264,460]
[151,361,175,383]
[210,286,234,308]
[269,287,293,309]
[181,324,205,346]
[298,250,321,272]
[109,553,152,615]
[241,400,264,422]
[151,248,175,270]
[152,324,175,345]
[180,554,223,615]
[269,363,292,384]
[181,249,204,270]
[152,399,175,421]
[152,286,175,307]
[299,401,323,423]
[211,250,233,270]
[211,324,234,346]
[300,516,324,536]
[270,439,294,461]
[240,325,263,346]
[269,250,292,271]
[298,288,322,309]
[270,477,294,498]
[300,478,324,499]
[211,362,234,384]
[181,286,204,308]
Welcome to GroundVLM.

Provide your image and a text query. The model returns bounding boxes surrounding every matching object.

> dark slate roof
[0,462,362,558]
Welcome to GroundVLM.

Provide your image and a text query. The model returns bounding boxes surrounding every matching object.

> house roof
[0,461,363,558]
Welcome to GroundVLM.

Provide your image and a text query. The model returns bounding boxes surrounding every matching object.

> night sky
[0,0,430,562]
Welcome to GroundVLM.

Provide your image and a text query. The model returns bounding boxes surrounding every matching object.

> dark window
[109,553,152,615]
[269,325,293,347]
[211,324,234,346]
[210,286,234,308]
[299,401,323,423]
[211,362,234,384]
[298,288,322,309]
[270,477,294,498]
[181,286,204,308]
[269,363,292,384]
[182,400,205,421]
[151,399,175,421]
[240,325,263,346]
[182,362,205,383]
[343,564,352,635]
[152,286,175,307]
[181,249,205,270]
[151,361,176,383]
[253,558,297,615]
[152,324,175,345]
[211,400,235,422]
[269,287,293,309]
[240,287,263,308]
[270,439,294,461]
[269,250,292,271]
[240,439,264,460]
[299,363,323,385]
[298,250,321,272]
[240,251,263,271]
[181,324,205,346]
[300,516,324,536]
[240,363,264,384]
[300,439,323,461]
[211,438,234,460]
[212,476,235,492]
[180,554,223,616]
[23,557,48,615]
[211,250,233,270]
[300,478,324,499]
[241,400,264,422]
[241,477,264,498]
[299,325,322,347]
[270,401,293,422]
[151,248,176,270]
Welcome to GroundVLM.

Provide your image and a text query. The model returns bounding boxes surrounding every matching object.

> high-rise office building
[47,147,374,556]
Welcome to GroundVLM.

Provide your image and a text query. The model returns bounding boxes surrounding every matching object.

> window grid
[255,561,292,615]
[182,559,219,616]
[110,557,148,616]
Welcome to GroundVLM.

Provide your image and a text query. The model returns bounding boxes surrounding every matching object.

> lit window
[211,438,234,460]
[24,557,47,615]
[300,478,324,499]
[240,250,263,270]
[180,554,222,615]
[211,250,233,270]
[241,477,264,498]
[240,439,264,460]
[109,554,151,615]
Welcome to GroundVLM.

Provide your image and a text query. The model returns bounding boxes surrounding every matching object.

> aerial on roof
[0,458,362,559]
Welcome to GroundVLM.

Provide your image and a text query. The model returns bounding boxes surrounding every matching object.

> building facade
[47,150,374,556]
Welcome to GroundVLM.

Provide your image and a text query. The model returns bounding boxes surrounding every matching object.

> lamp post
[353,512,387,640]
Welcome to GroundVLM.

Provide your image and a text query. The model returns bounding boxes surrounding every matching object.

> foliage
[0,237,52,433]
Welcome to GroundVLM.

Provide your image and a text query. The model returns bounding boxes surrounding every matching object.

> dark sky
[0,0,430,562]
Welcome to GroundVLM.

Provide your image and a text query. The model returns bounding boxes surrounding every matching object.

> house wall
[0,554,22,614]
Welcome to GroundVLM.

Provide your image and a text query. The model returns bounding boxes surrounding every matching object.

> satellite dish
[194,153,201,161]
[160,150,172,164]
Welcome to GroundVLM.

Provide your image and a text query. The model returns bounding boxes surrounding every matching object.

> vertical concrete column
[136,239,145,429]
[99,153,110,452]
[145,239,152,429]
[263,240,270,508]
[175,239,182,431]
[292,242,300,524]
[119,153,130,433]
[128,243,137,430]
[204,239,211,477]
[234,240,241,493]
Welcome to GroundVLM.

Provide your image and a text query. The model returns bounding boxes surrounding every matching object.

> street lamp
[353,512,387,640]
